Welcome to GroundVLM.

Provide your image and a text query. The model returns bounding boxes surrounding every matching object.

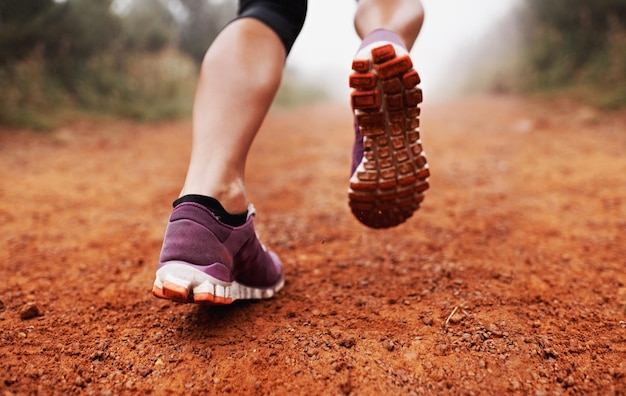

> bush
[521,0,626,108]
[0,51,69,129]
[0,48,197,129]
[0,0,199,128]
[72,49,197,121]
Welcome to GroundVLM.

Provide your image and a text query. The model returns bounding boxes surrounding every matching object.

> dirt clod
[19,303,42,320]
[339,336,356,349]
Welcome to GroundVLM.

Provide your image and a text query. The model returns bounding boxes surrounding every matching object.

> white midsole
[154,262,283,301]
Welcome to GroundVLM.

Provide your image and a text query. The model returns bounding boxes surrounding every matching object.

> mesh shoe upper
[158,202,282,289]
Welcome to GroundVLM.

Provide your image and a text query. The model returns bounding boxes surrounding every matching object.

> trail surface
[1,96,625,395]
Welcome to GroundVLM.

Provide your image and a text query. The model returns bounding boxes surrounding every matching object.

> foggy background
[287,0,522,101]
[1,0,623,129]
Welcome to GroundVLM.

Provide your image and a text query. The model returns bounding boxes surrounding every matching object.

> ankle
[174,195,249,226]
[180,179,249,214]
[359,29,406,51]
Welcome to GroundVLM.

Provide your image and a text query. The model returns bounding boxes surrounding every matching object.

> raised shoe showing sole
[152,202,284,305]
[349,42,430,229]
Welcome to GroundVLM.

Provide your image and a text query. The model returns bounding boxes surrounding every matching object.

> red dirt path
[1,96,625,395]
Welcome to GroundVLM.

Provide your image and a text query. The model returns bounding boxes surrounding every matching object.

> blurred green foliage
[0,0,120,66]
[0,0,234,129]
[522,0,626,108]
[178,0,236,63]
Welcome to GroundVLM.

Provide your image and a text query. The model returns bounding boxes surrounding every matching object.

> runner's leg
[354,0,424,49]
[181,0,307,213]
[154,1,307,304]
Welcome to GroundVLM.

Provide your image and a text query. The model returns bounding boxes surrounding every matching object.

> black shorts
[236,0,308,55]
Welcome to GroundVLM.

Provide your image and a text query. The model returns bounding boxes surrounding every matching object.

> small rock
[339,336,356,349]
[340,377,352,395]
[382,339,395,352]
[447,311,464,325]
[20,303,42,320]
[74,376,86,388]
[0,299,5,311]
[422,316,433,326]
[489,323,504,337]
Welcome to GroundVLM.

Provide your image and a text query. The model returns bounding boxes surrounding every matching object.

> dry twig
[445,306,459,327]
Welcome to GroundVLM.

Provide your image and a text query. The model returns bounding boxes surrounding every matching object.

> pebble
[447,311,464,325]
[20,302,42,320]
[382,339,395,352]
[339,336,356,349]
[74,376,86,388]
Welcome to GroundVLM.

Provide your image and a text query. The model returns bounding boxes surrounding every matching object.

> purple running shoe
[152,202,283,305]
[349,41,430,229]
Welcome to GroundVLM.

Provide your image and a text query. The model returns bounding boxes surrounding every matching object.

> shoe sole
[152,262,284,305]
[349,43,429,229]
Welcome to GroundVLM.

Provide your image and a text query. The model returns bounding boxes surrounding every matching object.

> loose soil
[1,96,625,395]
